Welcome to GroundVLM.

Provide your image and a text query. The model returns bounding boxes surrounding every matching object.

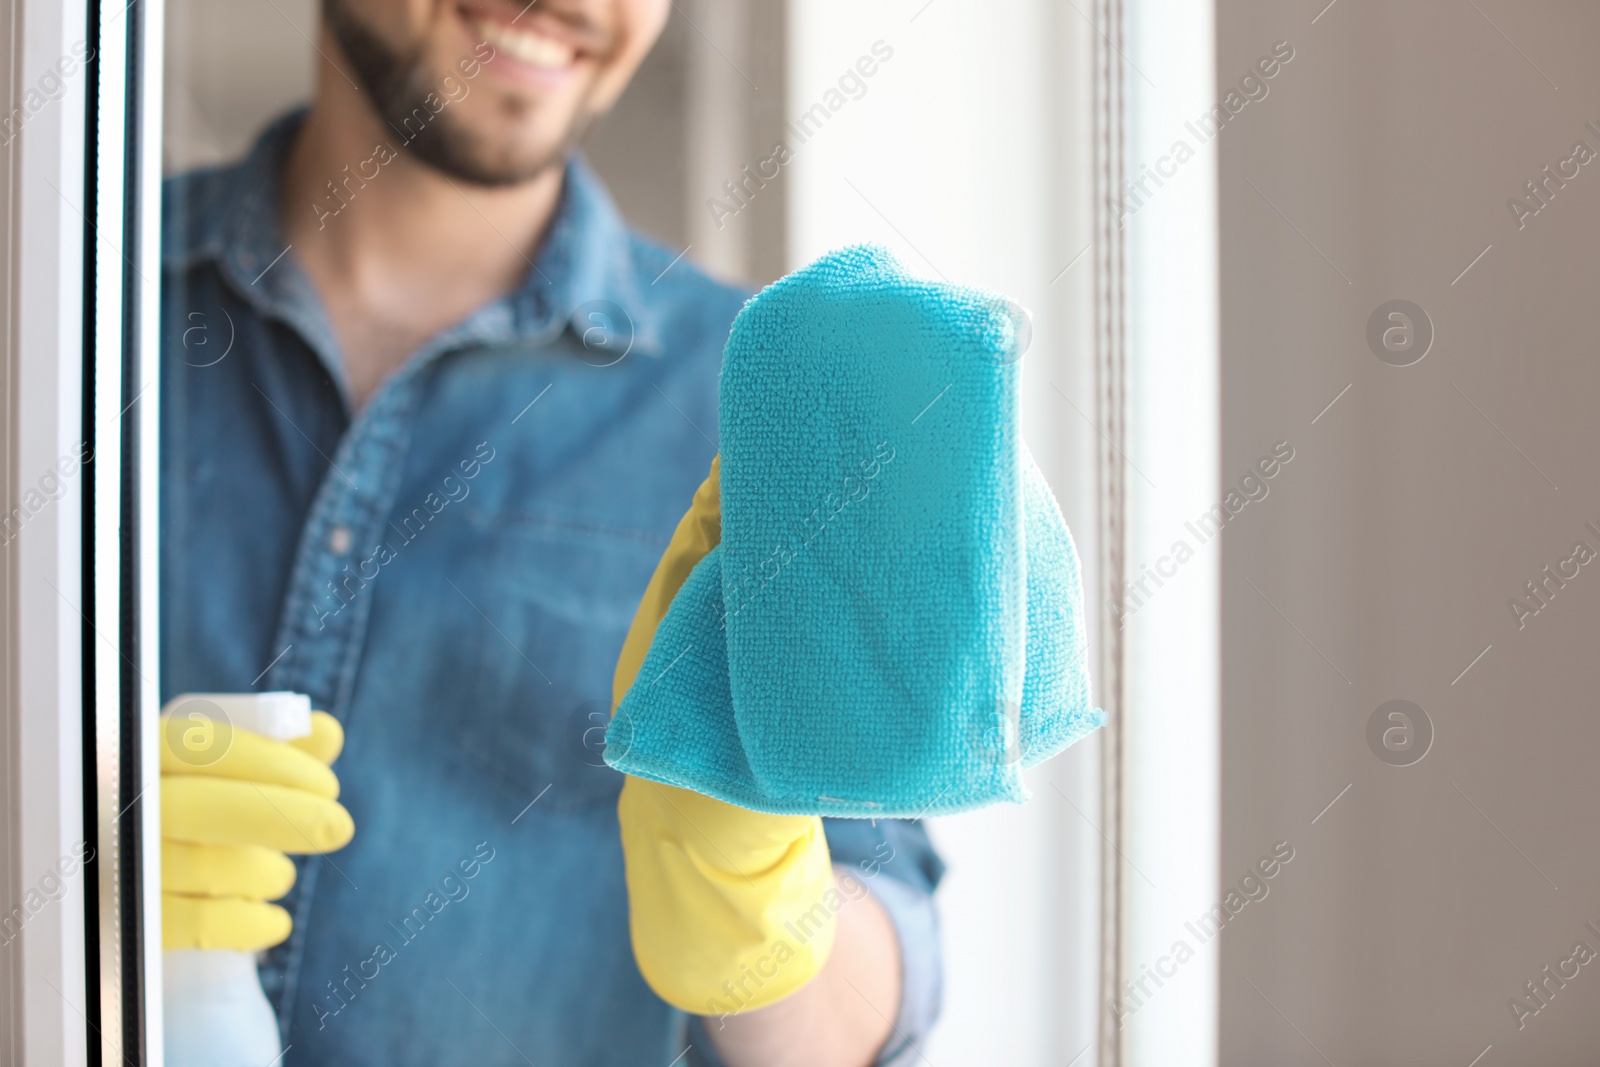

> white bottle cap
[161,691,312,742]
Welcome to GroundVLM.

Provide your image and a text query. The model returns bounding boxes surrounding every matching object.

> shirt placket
[255,369,426,1025]
[266,374,424,709]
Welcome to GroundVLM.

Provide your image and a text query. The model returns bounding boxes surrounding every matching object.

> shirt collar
[162,108,664,371]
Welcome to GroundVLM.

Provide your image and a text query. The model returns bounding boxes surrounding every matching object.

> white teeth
[472,18,576,69]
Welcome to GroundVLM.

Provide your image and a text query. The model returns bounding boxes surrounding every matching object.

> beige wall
[1218,2,1600,1063]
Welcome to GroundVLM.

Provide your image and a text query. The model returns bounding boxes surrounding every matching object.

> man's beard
[324,0,594,187]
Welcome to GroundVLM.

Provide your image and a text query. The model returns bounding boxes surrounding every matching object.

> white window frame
[1101,1,1221,1064]
[1,0,165,1061]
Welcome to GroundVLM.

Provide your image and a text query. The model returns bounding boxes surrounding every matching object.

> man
[157,1,943,1064]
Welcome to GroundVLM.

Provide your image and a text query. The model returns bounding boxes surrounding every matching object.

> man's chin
[401,119,571,188]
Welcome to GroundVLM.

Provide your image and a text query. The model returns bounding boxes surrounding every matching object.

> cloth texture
[607,245,1103,818]
[161,112,943,1065]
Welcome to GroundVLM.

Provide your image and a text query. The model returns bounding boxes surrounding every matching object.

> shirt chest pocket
[450,517,667,812]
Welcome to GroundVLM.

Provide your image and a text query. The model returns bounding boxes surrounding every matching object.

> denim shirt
[159,112,943,1067]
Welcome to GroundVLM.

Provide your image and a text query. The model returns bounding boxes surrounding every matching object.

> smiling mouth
[466,12,579,70]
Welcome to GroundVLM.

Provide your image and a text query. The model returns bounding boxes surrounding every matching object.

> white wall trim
[1112,0,1221,1064]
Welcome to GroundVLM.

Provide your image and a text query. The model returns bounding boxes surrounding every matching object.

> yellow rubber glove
[615,456,838,1015]
[160,709,354,951]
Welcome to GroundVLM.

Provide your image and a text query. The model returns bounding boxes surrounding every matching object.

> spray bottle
[162,691,312,1067]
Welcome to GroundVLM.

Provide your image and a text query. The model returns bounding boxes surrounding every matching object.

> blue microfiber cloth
[605,245,1103,818]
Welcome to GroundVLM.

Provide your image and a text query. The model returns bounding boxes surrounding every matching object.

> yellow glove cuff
[614,456,837,1014]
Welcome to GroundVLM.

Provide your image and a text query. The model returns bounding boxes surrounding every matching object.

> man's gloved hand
[160,709,354,952]
[614,456,838,1014]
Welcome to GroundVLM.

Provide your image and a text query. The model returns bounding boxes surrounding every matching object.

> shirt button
[328,525,352,555]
